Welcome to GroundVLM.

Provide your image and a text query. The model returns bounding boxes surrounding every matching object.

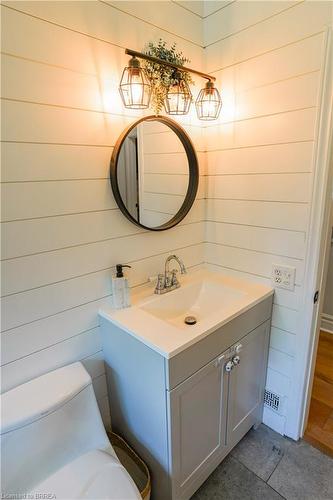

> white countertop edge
[99,288,274,359]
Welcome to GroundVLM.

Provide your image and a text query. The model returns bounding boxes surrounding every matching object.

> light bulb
[130,81,143,103]
[195,81,222,121]
[164,79,192,115]
[119,57,151,109]
[202,100,216,116]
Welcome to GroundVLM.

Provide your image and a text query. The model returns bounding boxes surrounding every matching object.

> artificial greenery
[143,39,194,114]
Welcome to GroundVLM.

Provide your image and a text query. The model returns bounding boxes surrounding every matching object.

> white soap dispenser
[112,264,131,309]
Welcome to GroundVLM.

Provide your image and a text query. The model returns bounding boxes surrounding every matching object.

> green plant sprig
[143,39,194,114]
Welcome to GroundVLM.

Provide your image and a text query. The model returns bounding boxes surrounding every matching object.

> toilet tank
[0,363,111,495]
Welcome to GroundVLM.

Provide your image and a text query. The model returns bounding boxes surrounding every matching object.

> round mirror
[110,116,199,231]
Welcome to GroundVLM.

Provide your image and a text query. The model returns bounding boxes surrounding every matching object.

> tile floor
[191,424,333,500]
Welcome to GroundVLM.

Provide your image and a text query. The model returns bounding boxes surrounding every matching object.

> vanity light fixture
[120,48,222,120]
[119,56,151,109]
[195,80,222,121]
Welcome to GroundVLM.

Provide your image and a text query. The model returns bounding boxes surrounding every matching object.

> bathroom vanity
[100,269,273,499]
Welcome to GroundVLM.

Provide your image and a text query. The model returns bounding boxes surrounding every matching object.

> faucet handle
[154,273,165,294]
[170,269,180,287]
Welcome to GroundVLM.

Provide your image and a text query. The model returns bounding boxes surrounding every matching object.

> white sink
[141,280,246,328]
[99,268,273,358]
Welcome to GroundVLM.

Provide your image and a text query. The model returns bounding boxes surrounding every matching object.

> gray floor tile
[268,439,333,500]
[191,455,284,500]
[231,424,292,481]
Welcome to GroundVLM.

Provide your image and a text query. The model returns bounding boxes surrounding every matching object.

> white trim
[321,313,333,334]
[288,27,333,440]
[321,327,333,335]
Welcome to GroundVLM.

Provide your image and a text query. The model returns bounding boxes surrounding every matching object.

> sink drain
[184,315,197,325]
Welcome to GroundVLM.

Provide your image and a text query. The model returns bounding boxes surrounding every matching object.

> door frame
[288,27,333,439]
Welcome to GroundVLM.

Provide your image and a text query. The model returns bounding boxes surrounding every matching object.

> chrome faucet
[154,255,187,294]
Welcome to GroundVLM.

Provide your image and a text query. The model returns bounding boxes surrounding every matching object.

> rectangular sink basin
[141,280,246,328]
[99,268,274,358]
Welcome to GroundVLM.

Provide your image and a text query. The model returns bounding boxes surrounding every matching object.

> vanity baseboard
[100,294,273,500]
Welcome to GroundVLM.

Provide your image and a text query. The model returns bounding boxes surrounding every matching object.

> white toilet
[0,362,141,499]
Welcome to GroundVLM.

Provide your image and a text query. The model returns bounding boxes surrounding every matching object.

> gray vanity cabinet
[168,322,270,499]
[168,350,229,498]
[100,295,273,500]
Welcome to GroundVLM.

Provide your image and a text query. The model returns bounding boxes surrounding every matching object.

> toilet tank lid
[1,363,92,435]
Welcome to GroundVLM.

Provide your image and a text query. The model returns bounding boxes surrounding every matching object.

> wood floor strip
[304,331,333,457]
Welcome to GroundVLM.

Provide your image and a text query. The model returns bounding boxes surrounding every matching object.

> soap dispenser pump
[112,264,132,309]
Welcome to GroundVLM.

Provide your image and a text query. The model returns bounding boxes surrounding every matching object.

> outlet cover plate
[272,264,296,291]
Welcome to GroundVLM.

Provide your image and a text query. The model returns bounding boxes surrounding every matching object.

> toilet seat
[29,449,141,499]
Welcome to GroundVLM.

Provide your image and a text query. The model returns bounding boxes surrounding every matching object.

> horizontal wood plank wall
[4,0,330,437]
[204,0,332,435]
[1,0,205,424]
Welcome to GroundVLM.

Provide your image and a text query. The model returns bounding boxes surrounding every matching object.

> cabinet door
[227,321,270,445]
[168,351,229,497]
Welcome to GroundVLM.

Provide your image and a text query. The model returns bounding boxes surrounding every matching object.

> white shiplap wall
[203,0,333,436]
[0,1,205,424]
[2,0,332,439]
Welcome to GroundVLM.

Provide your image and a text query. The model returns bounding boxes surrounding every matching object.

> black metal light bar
[125,48,216,82]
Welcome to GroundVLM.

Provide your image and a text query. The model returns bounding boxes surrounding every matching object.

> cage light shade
[119,57,151,109]
[164,79,192,116]
[196,81,222,120]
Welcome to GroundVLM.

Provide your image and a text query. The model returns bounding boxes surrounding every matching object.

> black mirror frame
[110,115,199,231]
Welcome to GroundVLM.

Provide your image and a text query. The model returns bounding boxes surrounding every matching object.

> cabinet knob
[225,360,234,372]
[233,355,240,366]
[235,343,243,354]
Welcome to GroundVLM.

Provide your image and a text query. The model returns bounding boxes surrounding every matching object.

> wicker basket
[107,430,151,500]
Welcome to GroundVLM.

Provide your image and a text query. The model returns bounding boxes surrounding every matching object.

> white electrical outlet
[272,264,296,291]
